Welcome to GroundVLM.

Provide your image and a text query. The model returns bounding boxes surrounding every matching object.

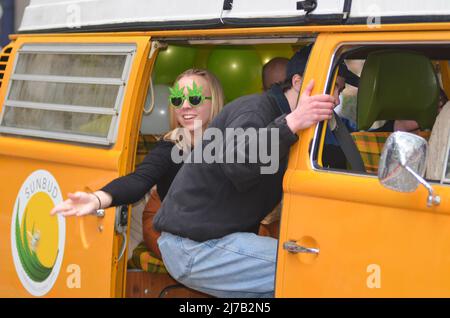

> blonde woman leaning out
[51,69,224,221]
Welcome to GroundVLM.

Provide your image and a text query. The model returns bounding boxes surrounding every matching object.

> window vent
[0,45,13,88]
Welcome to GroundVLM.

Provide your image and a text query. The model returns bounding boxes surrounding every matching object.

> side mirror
[378,131,440,207]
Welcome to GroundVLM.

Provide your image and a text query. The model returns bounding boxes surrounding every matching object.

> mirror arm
[404,165,441,207]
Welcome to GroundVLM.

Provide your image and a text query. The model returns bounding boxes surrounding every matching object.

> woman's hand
[50,191,111,217]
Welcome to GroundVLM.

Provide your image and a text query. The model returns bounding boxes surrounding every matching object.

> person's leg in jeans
[157,231,277,298]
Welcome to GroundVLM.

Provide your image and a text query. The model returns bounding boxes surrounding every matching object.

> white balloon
[140,83,171,135]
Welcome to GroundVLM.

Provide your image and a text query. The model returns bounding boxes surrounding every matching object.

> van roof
[19,0,450,33]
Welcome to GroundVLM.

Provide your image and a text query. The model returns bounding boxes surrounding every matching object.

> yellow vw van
[1,0,450,298]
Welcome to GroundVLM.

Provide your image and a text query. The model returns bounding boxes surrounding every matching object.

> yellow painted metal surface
[276,30,450,297]
[8,22,450,40]
[0,35,152,297]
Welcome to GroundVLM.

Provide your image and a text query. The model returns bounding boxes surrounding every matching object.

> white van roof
[19,0,450,33]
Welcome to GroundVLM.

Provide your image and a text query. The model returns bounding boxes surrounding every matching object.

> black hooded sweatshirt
[153,85,299,242]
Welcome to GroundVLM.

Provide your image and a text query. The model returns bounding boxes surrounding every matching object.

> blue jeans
[157,231,277,298]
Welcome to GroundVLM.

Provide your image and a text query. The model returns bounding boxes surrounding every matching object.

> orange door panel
[276,30,450,297]
[0,35,152,297]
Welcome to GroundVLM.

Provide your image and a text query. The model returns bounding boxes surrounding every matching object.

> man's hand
[286,79,338,133]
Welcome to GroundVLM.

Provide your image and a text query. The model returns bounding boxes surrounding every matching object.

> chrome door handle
[283,241,319,254]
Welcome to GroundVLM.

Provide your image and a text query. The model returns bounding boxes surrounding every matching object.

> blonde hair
[163,69,224,150]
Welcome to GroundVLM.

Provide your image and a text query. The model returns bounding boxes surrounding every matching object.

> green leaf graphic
[15,200,57,282]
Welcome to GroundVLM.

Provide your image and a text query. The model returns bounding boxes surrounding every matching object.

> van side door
[0,35,152,297]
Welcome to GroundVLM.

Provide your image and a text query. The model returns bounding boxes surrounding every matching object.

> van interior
[124,40,450,297]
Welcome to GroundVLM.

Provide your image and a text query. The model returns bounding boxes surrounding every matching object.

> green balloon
[193,46,213,69]
[207,46,263,102]
[153,46,196,85]
[255,44,294,65]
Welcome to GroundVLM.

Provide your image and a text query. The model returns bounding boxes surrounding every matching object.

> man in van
[152,45,340,298]
[262,57,289,91]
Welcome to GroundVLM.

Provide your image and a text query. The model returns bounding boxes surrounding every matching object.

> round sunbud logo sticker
[10,170,65,296]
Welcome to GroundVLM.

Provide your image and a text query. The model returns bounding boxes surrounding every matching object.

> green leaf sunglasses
[168,82,212,108]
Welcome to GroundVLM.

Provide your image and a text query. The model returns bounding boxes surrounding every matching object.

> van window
[0,44,136,145]
[314,44,450,184]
